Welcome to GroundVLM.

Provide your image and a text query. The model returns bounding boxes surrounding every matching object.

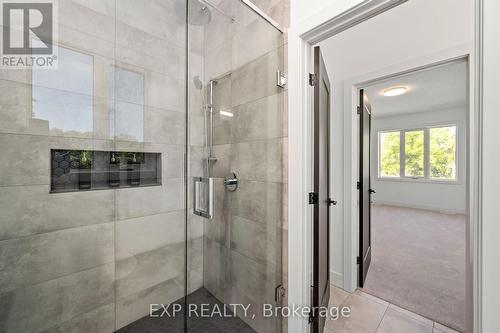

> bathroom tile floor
[116,288,256,333]
[326,286,462,333]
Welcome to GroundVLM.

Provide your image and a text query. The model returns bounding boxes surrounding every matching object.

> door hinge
[357,106,361,115]
[309,73,317,86]
[275,285,286,303]
[357,181,360,190]
[276,70,287,88]
[357,256,361,264]
[309,192,318,205]
[308,309,315,323]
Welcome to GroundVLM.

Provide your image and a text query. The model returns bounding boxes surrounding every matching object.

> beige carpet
[362,204,466,332]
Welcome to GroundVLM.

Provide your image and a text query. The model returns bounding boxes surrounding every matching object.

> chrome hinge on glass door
[193,177,214,219]
[275,285,286,303]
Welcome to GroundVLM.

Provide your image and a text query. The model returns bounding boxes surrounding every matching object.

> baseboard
[372,200,466,215]
[330,270,343,288]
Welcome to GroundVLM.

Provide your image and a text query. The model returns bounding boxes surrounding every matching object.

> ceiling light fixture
[383,87,407,97]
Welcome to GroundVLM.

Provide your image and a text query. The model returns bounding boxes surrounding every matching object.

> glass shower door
[0,0,189,332]
[187,1,286,332]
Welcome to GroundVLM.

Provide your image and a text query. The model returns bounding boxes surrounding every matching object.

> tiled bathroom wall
[195,1,290,332]
[0,0,289,332]
[0,0,197,331]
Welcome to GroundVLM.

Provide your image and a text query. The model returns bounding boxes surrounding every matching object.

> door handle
[193,177,214,219]
[327,198,338,206]
[369,189,376,194]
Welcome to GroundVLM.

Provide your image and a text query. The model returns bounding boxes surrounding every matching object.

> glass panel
[187,0,285,332]
[379,131,401,177]
[32,45,94,137]
[405,130,425,177]
[0,0,188,332]
[430,126,457,180]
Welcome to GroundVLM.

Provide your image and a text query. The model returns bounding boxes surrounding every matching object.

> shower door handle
[193,177,214,219]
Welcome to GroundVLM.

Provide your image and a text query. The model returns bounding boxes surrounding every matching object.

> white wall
[288,0,500,329]
[317,0,473,288]
[371,108,467,214]
[291,0,343,25]
[482,0,500,331]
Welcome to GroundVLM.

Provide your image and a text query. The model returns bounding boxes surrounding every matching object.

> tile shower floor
[326,286,461,333]
[116,288,256,333]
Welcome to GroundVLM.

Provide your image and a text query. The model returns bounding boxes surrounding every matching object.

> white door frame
[343,44,475,306]
[287,1,483,333]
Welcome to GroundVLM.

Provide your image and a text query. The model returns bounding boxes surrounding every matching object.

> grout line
[0,261,114,298]
[374,302,390,333]
[0,206,186,243]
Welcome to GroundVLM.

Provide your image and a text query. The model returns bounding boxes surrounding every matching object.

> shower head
[175,0,212,26]
[193,75,203,90]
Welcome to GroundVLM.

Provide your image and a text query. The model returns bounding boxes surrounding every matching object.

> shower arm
[199,0,235,22]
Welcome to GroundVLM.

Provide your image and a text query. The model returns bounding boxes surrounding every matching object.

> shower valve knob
[223,172,239,191]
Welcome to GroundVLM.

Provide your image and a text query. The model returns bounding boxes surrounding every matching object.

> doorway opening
[359,59,468,332]
[294,1,478,333]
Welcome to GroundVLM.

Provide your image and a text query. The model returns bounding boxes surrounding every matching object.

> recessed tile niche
[50,149,161,193]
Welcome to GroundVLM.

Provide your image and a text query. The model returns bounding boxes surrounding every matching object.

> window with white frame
[378,125,457,181]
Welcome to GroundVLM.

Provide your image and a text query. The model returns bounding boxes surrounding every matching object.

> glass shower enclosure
[0,0,285,332]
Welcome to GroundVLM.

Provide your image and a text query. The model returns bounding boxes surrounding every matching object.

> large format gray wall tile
[116,242,184,299]
[0,134,112,186]
[116,0,185,48]
[0,0,192,331]
[0,79,29,134]
[230,138,283,183]
[0,185,115,240]
[203,238,230,304]
[116,210,184,260]
[230,250,279,306]
[231,92,285,143]
[58,0,116,43]
[232,14,283,70]
[115,178,184,220]
[40,303,115,333]
[0,223,114,294]
[144,108,185,145]
[115,277,184,330]
[188,236,204,293]
[230,215,280,266]
[0,263,115,333]
[231,46,284,107]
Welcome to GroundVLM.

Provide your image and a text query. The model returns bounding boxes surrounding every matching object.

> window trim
[377,123,459,183]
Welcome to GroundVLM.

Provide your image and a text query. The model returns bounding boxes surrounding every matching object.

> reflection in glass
[110,67,145,142]
[32,46,94,136]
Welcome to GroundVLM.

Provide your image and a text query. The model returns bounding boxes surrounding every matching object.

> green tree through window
[405,130,424,177]
[379,131,400,177]
[430,126,456,179]
[378,125,457,181]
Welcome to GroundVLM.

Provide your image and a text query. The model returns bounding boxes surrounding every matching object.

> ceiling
[364,60,467,117]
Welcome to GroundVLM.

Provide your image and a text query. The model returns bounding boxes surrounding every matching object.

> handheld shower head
[175,0,212,26]
[193,75,203,90]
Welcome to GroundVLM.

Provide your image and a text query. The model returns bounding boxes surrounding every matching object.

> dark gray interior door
[312,46,332,333]
[359,89,372,288]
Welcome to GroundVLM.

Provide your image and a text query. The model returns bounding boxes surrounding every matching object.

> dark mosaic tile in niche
[51,149,161,193]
